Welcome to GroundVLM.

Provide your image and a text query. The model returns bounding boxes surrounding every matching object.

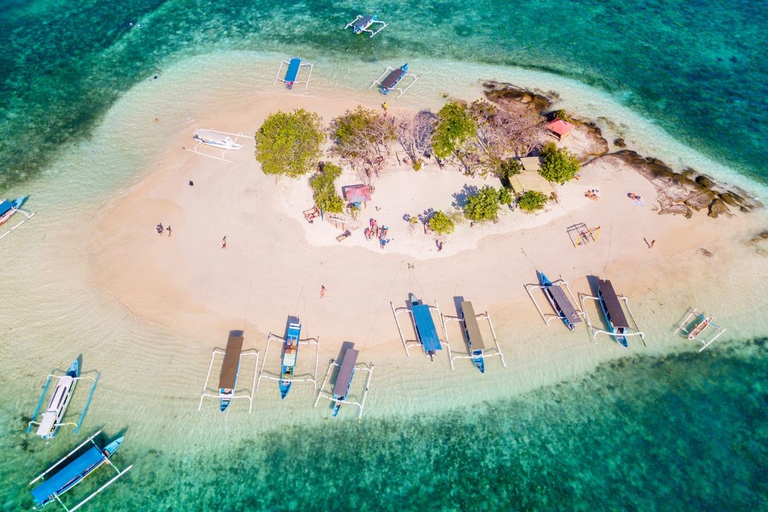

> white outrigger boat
[29,430,132,511]
[27,357,100,441]
[184,128,253,163]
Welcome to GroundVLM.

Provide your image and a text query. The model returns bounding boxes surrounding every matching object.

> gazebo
[343,184,372,208]
[545,119,575,140]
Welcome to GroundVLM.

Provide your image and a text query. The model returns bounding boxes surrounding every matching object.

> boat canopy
[0,200,14,217]
[332,347,359,397]
[381,67,406,90]
[598,279,629,328]
[285,58,301,82]
[549,286,582,324]
[461,301,485,350]
[412,303,441,352]
[31,447,105,505]
[194,129,231,143]
[218,331,244,389]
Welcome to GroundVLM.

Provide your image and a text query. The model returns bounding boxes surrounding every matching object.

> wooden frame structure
[524,275,583,328]
[314,357,374,419]
[256,329,320,394]
[579,287,646,347]
[390,297,451,360]
[274,58,314,90]
[198,335,259,413]
[567,223,600,247]
[442,302,507,371]
[675,307,726,352]
[183,128,253,163]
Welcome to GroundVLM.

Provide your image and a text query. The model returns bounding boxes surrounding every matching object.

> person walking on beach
[167,225,172,237]
[320,285,327,299]
[221,236,227,249]
[382,102,388,117]
[157,223,163,235]
[650,239,656,249]
[189,180,194,187]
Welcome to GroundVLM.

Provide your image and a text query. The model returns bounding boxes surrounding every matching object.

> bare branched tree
[397,110,437,166]
[330,106,396,184]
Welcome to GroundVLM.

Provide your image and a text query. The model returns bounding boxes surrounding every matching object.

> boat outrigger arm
[442,308,507,371]
[675,307,726,352]
[313,359,374,419]
[524,276,584,327]
[198,346,259,413]
[183,128,253,163]
[0,199,36,242]
[256,332,320,393]
[369,66,419,98]
[579,292,646,347]
[28,430,133,512]
[344,14,388,37]
[27,369,100,437]
[390,300,451,360]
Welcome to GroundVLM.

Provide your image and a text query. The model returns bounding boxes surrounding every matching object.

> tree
[432,101,476,160]
[517,190,548,212]
[429,211,455,235]
[309,163,344,213]
[330,106,396,183]
[539,143,580,184]
[497,158,521,181]
[464,186,502,222]
[397,110,437,169]
[498,186,513,206]
[256,109,325,177]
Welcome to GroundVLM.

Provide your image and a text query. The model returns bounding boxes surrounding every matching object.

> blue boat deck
[284,58,301,82]
[31,447,105,504]
[412,304,441,353]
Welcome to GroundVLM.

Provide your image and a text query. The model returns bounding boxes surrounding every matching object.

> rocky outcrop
[482,81,552,114]
[593,150,761,220]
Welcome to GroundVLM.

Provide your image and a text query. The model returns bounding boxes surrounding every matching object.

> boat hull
[598,290,628,347]
[0,196,27,226]
[331,395,343,417]
[219,389,233,412]
[37,358,80,440]
[471,349,485,374]
[538,271,575,331]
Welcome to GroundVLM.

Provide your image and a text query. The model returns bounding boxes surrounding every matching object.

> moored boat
[193,129,243,150]
[219,331,245,412]
[537,271,581,331]
[0,196,28,226]
[278,322,301,399]
[597,279,629,347]
[332,346,359,417]
[35,359,79,440]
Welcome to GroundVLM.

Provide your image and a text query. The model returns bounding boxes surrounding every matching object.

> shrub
[464,186,502,222]
[497,158,522,180]
[309,163,344,213]
[429,211,455,235]
[552,109,578,124]
[539,143,580,184]
[432,101,476,160]
[256,109,325,177]
[498,186,513,206]
[518,190,548,212]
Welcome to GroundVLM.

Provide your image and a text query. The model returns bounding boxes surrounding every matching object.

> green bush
[464,186,502,222]
[498,187,513,206]
[432,101,476,160]
[429,211,455,235]
[539,143,580,184]
[497,158,521,180]
[256,109,325,177]
[518,190,548,212]
[309,163,344,213]
[552,109,578,124]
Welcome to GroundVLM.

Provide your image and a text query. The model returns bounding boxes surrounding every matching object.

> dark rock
[681,167,697,178]
[741,206,752,213]
[749,230,768,243]
[483,81,552,113]
[613,138,626,147]
[695,175,715,189]
[707,198,730,218]
[699,248,713,257]
[684,191,717,211]
[719,191,744,207]
[659,204,693,218]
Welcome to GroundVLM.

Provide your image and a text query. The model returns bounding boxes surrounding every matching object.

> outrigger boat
[537,271,582,331]
[369,64,419,98]
[597,279,630,347]
[0,196,27,226]
[441,300,507,372]
[675,307,726,352]
[459,301,486,373]
[408,293,442,360]
[278,322,301,399]
[28,358,100,440]
[273,57,314,90]
[29,430,132,511]
[193,129,243,150]
[344,14,388,37]
[332,345,359,417]
[219,331,244,412]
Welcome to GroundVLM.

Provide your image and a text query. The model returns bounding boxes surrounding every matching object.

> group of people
[628,192,645,206]
[364,218,391,248]
[156,223,172,237]
[584,189,600,200]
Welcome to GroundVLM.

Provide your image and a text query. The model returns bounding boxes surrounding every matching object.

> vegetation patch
[309,163,344,213]
[539,143,580,184]
[256,109,325,177]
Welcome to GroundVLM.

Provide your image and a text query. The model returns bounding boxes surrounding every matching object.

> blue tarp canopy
[31,447,105,505]
[285,58,301,82]
[0,200,13,217]
[412,304,441,352]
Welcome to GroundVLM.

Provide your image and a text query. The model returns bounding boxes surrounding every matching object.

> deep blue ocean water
[1,0,767,189]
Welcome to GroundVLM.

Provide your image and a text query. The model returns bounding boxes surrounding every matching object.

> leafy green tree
[429,211,455,235]
[464,186,502,222]
[256,109,325,177]
[497,158,522,181]
[517,190,548,212]
[309,163,344,213]
[432,101,476,160]
[498,186,513,206]
[539,143,580,184]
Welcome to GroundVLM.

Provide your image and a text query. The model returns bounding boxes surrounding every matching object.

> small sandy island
[89,82,768,390]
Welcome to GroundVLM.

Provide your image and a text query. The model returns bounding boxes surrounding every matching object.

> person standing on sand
[221,236,227,249]
[320,285,327,299]
[650,239,656,249]
[167,225,172,237]
[382,102,388,117]
[157,223,163,235]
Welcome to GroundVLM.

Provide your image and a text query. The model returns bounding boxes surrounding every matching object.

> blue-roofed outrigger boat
[391,294,449,360]
[273,57,314,90]
[0,195,35,241]
[278,322,302,399]
[27,357,100,441]
[29,431,132,511]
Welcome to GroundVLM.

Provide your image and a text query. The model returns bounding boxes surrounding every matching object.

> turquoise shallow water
[2,343,766,510]
[1,0,767,188]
